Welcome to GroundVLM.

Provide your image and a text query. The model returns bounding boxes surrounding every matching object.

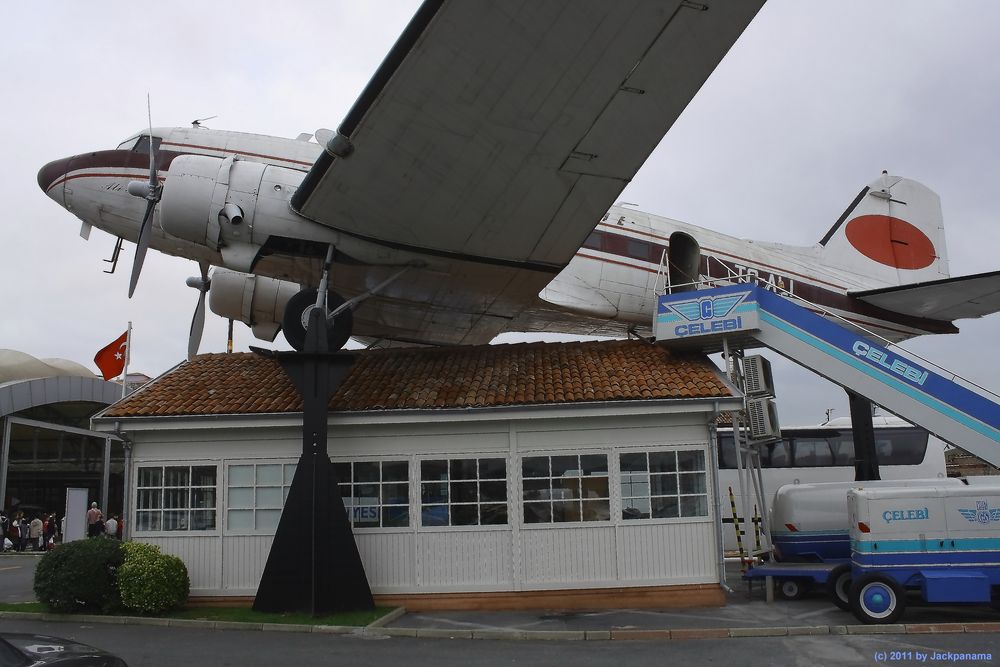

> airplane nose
[37,156,73,201]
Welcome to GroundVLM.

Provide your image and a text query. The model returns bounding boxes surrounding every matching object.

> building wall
[127,410,720,597]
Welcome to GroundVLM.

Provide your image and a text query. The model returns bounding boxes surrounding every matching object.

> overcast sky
[2,1,999,427]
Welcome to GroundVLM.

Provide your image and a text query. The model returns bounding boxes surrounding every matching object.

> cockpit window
[132,135,163,154]
[117,137,140,150]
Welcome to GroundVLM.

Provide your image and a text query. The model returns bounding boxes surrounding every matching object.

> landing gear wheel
[849,574,905,624]
[281,288,354,352]
[777,578,810,600]
[826,564,852,611]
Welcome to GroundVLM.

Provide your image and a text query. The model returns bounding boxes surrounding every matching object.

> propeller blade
[188,290,207,360]
[128,199,156,297]
[147,94,158,188]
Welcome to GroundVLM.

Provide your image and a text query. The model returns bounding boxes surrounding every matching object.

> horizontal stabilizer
[851,270,1000,322]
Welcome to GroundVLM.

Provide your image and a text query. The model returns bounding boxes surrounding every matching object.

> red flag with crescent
[94,330,128,380]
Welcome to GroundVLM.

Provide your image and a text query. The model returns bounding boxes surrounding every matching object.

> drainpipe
[117,423,132,541]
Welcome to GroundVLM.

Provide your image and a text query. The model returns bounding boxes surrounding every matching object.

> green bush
[117,542,190,614]
[33,538,124,613]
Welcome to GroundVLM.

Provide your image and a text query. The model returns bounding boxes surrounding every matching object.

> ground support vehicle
[846,484,1000,623]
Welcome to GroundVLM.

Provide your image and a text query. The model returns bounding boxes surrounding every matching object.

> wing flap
[852,270,1000,321]
[294,0,763,270]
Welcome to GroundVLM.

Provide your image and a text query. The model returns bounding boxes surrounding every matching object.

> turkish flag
[94,331,129,380]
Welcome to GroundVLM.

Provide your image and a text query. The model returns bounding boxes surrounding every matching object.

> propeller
[185,261,212,360]
[126,95,162,297]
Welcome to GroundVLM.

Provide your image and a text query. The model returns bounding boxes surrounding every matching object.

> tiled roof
[100,340,734,418]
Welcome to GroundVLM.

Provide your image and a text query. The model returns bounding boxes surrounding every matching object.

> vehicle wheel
[849,574,906,624]
[777,578,810,600]
[826,564,852,611]
[281,289,354,351]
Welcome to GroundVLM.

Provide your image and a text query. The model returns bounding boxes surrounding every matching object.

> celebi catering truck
[846,482,1000,623]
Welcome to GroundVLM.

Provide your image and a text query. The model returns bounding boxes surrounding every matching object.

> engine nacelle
[159,155,319,272]
[208,268,299,342]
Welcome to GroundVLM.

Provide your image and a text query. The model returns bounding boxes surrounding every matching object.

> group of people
[0,510,60,552]
[86,502,122,539]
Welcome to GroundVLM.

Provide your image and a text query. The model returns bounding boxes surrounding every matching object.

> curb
[2,610,998,641]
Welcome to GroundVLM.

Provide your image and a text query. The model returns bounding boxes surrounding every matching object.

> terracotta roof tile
[101,340,733,418]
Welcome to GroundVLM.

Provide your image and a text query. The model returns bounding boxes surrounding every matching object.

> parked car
[0,633,127,666]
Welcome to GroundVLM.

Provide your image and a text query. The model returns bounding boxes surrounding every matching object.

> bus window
[791,439,834,466]
[875,428,928,465]
[829,435,855,466]
[760,440,790,467]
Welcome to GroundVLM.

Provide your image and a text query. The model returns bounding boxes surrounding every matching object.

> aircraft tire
[282,289,354,351]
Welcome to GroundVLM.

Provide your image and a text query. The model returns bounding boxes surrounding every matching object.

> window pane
[421,459,448,481]
[421,482,447,504]
[551,456,579,477]
[652,496,680,519]
[283,464,297,485]
[354,483,380,502]
[479,458,506,479]
[522,478,549,501]
[255,509,281,531]
[191,510,216,530]
[451,504,478,526]
[677,450,705,472]
[422,505,449,526]
[138,467,162,487]
[581,476,608,499]
[649,451,677,473]
[383,506,409,528]
[164,467,190,487]
[621,473,649,499]
[680,495,708,517]
[479,480,506,502]
[449,459,477,481]
[553,476,580,500]
[227,509,252,531]
[450,481,478,503]
[480,503,507,525]
[354,462,380,483]
[582,499,609,521]
[137,489,161,510]
[255,487,283,508]
[192,466,216,487]
[382,460,408,482]
[382,482,409,505]
[256,464,282,486]
[353,505,380,528]
[580,455,607,475]
[164,488,189,509]
[229,465,253,487]
[523,502,551,524]
[679,473,706,495]
[650,474,678,496]
[522,457,549,478]
[163,510,188,530]
[136,511,160,531]
[191,488,215,509]
[620,453,647,473]
[553,500,581,522]
[623,497,651,520]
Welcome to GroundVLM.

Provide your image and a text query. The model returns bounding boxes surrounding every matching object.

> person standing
[29,515,42,551]
[18,515,29,552]
[86,502,101,538]
[44,514,57,549]
[104,515,118,539]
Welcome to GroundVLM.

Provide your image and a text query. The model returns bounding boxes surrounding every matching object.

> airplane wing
[292,0,764,272]
[851,270,1000,322]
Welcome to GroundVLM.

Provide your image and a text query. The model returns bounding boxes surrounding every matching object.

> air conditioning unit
[747,397,781,441]
[744,355,776,398]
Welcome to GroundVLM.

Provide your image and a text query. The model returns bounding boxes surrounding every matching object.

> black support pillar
[251,309,374,614]
[848,390,881,481]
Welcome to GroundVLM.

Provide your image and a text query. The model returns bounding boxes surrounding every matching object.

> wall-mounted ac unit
[744,355,776,398]
[747,397,781,441]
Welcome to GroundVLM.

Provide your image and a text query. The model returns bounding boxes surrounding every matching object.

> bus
[716,413,947,552]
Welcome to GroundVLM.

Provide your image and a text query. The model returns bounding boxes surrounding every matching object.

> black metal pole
[848,390,881,481]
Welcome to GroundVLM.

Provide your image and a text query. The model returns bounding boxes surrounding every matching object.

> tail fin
[819,173,949,287]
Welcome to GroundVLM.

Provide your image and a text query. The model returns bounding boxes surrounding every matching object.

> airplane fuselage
[38,126,955,348]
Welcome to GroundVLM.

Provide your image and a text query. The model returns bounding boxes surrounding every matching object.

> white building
[93,339,741,610]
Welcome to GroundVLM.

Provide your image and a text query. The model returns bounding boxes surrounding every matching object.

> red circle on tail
[845,215,936,270]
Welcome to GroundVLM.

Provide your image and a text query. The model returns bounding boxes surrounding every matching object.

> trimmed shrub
[117,541,190,614]
[33,538,124,613]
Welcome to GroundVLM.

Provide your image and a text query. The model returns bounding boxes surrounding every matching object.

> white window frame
[224,460,297,535]
[616,445,713,525]
[518,452,612,528]
[332,458,412,531]
[417,454,510,531]
[133,462,219,535]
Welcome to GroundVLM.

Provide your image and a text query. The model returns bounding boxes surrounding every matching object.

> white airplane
[35,1,1000,356]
